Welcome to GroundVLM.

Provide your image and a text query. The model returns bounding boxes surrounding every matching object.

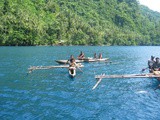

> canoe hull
[83,58,109,62]
[56,58,109,64]
[69,67,76,77]
[56,60,84,64]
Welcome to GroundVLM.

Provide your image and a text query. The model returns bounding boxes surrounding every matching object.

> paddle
[76,63,83,72]
[141,67,148,72]
[154,84,160,90]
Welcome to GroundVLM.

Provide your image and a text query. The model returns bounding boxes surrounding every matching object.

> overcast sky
[138,0,160,13]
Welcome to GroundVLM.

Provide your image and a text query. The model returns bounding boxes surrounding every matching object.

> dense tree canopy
[0,0,160,46]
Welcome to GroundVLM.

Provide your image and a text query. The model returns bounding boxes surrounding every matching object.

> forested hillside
[0,0,160,46]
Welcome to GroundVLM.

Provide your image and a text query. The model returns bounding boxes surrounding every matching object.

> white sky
[138,0,160,13]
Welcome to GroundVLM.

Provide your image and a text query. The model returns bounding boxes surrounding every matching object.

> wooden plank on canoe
[92,78,102,90]
[95,73,160,79]
[28,64,84,73]
[92,73,160,90]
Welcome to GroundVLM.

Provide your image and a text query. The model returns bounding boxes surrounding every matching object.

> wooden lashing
[92,78,102,90]
[92,74,105,90]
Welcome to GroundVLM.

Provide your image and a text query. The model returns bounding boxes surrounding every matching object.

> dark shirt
[153,62,160,70]
[148,60,155,69]
[70,58,75,63]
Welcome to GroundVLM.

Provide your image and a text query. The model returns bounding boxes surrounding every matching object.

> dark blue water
[0,46,160,120]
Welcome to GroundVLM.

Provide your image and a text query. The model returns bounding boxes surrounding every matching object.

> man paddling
[67,56,76,77]
[78,51,85,60]
[68,55,75,63]
[148,56,155,72]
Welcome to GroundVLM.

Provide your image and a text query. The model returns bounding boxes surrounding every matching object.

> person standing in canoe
[99,53,102,59]
[148,56,155,72]
[78,51,85,60]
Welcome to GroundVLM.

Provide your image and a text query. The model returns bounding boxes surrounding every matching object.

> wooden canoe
[55,60,84,64]
[69,67,76,77]
[28,64,84,73]
[93,72,160,90]
[56,58,109,64]
[82,57,109,62]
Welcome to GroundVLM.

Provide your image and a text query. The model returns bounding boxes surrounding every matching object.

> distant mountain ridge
[0,0,160,46]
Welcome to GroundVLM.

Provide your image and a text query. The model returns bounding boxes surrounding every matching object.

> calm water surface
[0,46,160,120]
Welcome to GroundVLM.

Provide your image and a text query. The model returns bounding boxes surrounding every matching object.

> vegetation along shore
[0,0,160,46]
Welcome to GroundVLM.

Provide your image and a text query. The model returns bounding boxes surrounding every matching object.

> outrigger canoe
[28,63,84,73]
[93,71,160,90]
[55,58,109,64]
[55,60,84,64]
[69,67,76,77]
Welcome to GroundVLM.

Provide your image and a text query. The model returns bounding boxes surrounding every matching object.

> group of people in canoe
[94,53,102,59]
[78,51,103,60]
[147,56,160,73]
[68,51,103,65]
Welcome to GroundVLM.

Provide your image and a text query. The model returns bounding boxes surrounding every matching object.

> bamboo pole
[92,78,102,90]
[95,73,160,79]
[92,73,160,90]
[28,65,84,73]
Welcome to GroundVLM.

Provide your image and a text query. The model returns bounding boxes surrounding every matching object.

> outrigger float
[55,58,109,64]
[28,64,84,75]
[92,72,160,90]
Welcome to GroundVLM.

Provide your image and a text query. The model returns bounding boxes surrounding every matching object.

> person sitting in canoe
[152,57,160,71]
[68,56,77,77]
[67,55,75,64]
[99,53,102,59]
[94,53,97,59]
[69,61,76,67]
[78,51,85,60]
[148,56,155,72]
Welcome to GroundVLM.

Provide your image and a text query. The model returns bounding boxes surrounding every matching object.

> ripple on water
[0,73,5,77]
[1,46,160,119]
